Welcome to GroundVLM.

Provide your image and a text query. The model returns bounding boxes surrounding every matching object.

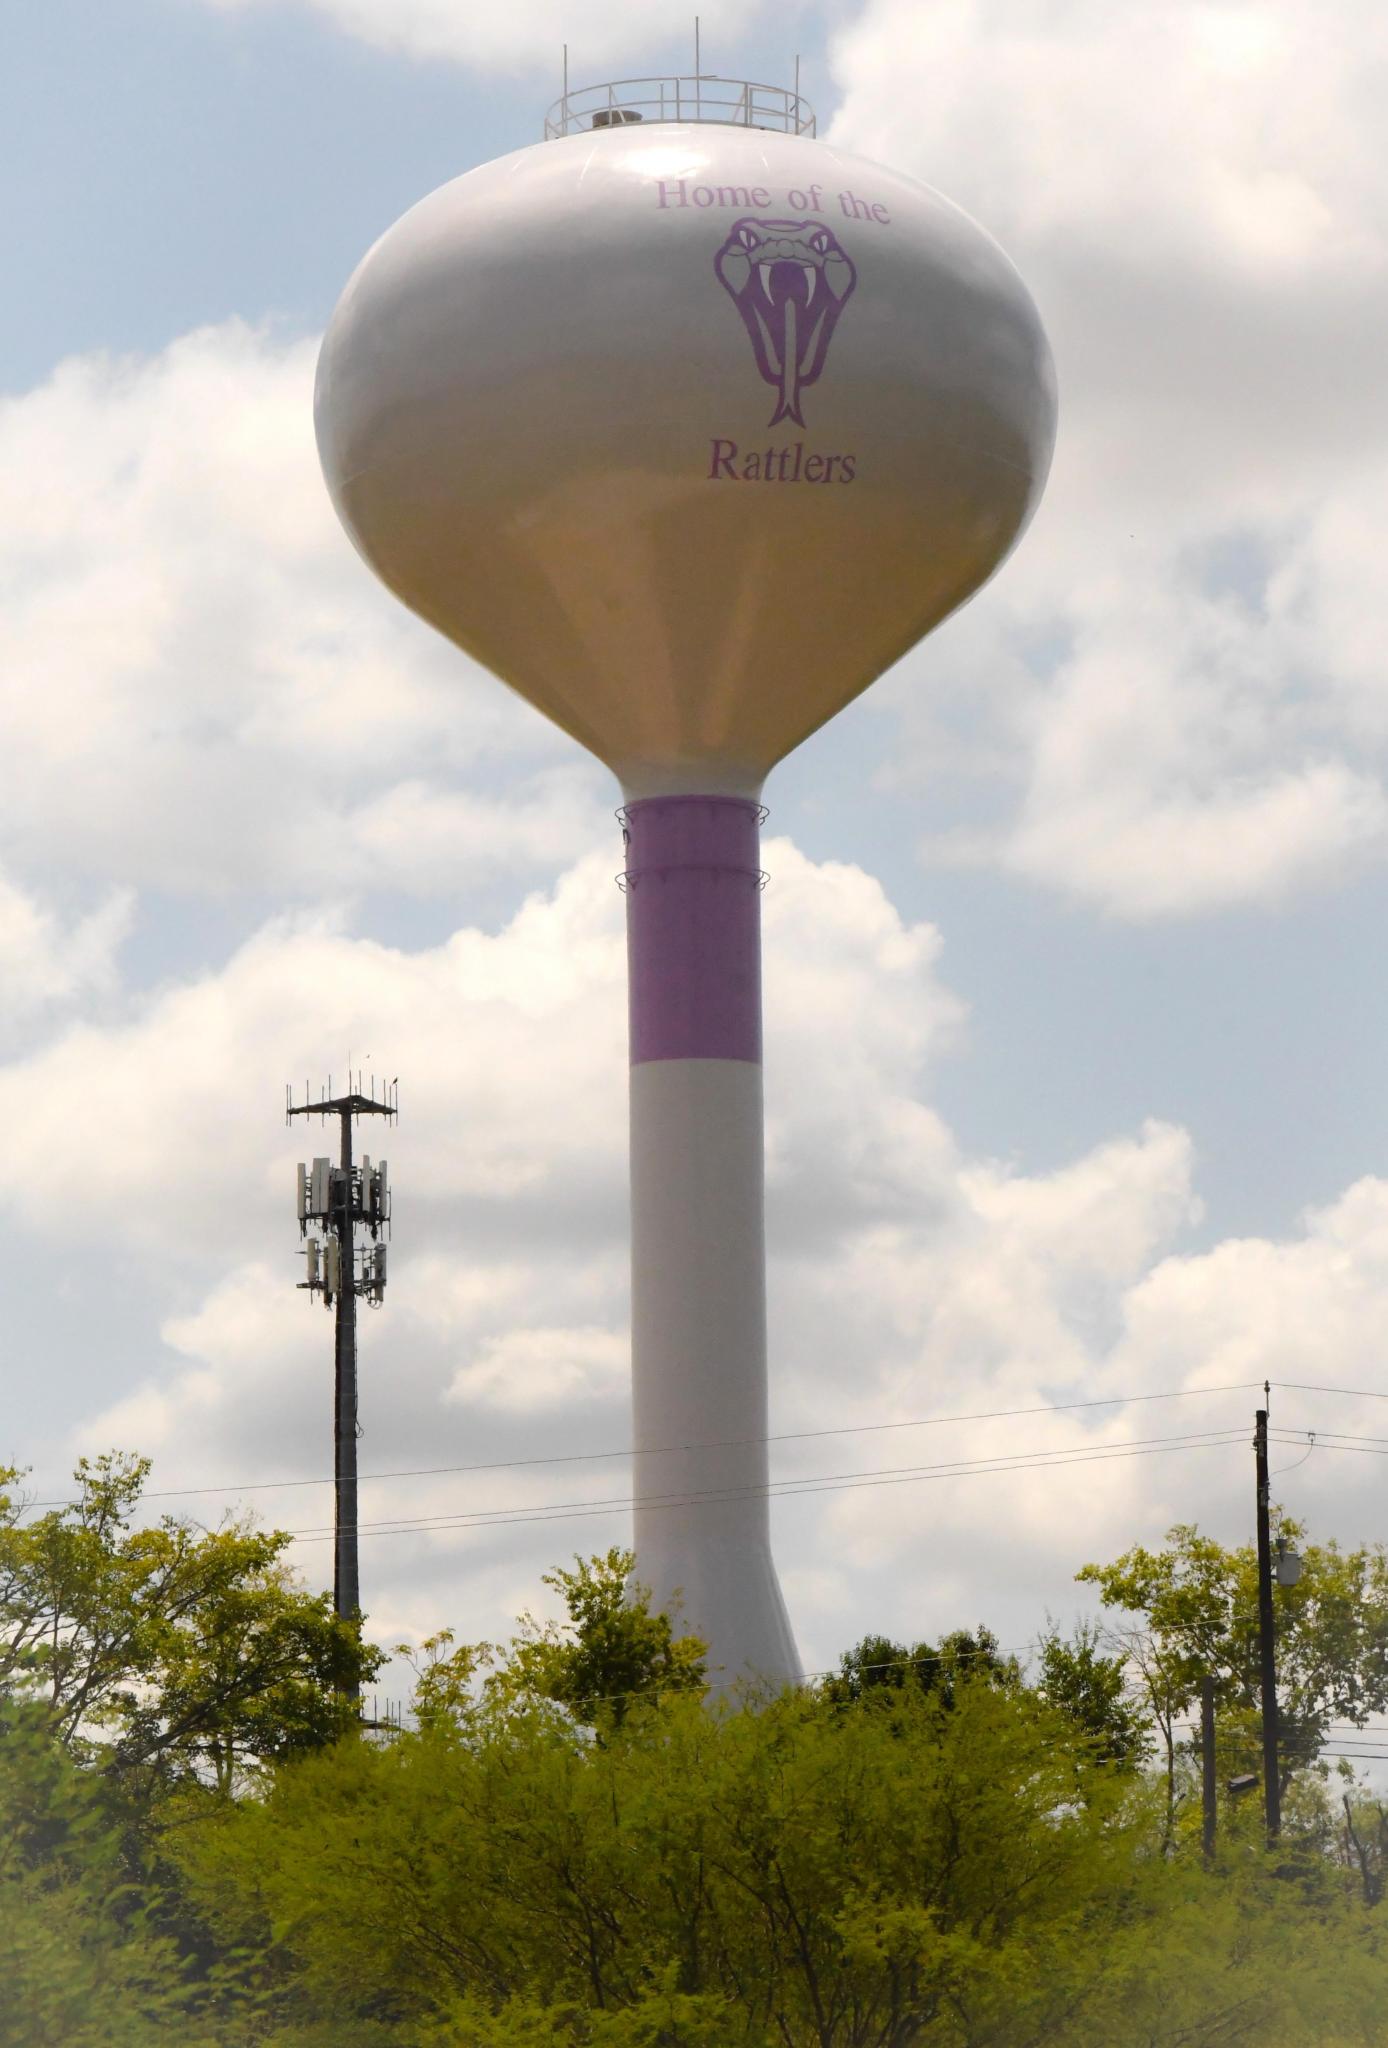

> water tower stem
[623,794,798,1683]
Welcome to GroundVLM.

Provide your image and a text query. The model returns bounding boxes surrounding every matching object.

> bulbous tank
[315,123,1056,798]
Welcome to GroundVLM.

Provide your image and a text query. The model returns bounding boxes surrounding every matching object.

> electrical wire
[1178,1721,1388,1741]
[1202,1748,1388,1765]
[1270,1437,1388,1460]
[1275,1381,1388,1403]
[1269,1431,1317,1478]
[288,1423,1251,1534]
[26,1379,1383,1516]
[1271,1425,1388,1447]
[281,1428,1255,1546]
[19,1378,1271,1511]
[1173,1728,1388,1775]
[1234,1750,1388,1764]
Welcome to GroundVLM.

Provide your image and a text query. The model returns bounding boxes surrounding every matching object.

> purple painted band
[623,795,763,1066]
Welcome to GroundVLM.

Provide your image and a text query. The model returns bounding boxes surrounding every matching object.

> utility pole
[288,1075,396,1648]
[1200,1673,1217,1862]
[1254,1403,1282,1841]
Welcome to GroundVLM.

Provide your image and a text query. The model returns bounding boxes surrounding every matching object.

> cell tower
[313,65,1055,1682]
[287,1073,397,1628]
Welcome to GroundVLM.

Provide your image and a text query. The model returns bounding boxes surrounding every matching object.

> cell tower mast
[287,1074,397,1631]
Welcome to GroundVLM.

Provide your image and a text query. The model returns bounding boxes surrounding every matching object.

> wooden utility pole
[1254,1406,1282,1841]
[1201,1673,1217,1862]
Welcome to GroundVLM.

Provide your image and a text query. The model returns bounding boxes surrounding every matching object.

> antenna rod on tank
[562,41,568,108]
[695,16,701,121]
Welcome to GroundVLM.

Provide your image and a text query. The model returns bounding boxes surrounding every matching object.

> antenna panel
[297,1163,308,1221]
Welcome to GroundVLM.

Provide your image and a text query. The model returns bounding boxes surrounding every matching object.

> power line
[1271,1437,1388,1460]
[1179,1721,1388,1739]
[1275,1381,1388,1403]
[285,1428,1252,1537]
[281,1428,1255,1547]
[1227,1759,1388,1771]
[1173,1731,1388,1772]
[1273,1431,1388,1449]
[1181,1738,1388,1764]
[21,1379,1270,1511]
[285,1425,1251,1536]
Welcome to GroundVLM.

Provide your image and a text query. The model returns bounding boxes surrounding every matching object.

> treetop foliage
[404,1548,708,1736]
[822,1625,1020,1709]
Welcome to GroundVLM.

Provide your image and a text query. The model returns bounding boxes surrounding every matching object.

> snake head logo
[714,217,857,428]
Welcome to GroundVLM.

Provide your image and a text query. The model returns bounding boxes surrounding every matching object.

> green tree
[1337,1788,1387,1907]
[406,1548,707,1732]
[823,1626,1018,1708]
[1078,1519,1388,1818]
[0,1455,379,1793]
[1035,1618,1151,1767]
[511,1549,708,1724]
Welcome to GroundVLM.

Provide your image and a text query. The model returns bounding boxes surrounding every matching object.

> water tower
[315,69,1056,1685]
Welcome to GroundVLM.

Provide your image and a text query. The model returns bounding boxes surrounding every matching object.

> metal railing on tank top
[544,75,817,141]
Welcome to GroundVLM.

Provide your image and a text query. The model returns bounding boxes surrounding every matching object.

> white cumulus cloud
[831,0,1388,917]
[446,1325,630,1415]
[0,872,132,1030]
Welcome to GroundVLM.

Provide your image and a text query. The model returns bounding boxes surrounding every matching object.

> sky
[3,0,1387,1715]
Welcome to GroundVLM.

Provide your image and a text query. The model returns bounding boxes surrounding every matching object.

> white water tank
[316,119,1055,799]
